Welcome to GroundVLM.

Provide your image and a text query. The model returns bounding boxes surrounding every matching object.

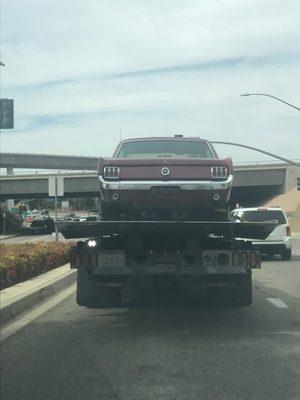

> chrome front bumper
[98,175,233,191]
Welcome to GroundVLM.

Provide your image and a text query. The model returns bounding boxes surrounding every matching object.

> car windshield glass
[241,210,286,224]
[116,140,214,158]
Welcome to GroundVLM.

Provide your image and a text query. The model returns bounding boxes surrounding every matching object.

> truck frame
[57,219,277,308]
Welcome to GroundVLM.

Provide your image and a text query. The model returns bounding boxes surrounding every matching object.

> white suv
[230,206,292,260]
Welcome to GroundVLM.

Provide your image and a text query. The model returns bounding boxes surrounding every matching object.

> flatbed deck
[56,220,277,240]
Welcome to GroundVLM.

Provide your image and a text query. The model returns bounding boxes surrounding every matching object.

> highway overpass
[1,153,98,172]
[1,164,299,207]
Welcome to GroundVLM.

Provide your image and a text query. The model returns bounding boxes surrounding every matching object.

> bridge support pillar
[285,166,300,192]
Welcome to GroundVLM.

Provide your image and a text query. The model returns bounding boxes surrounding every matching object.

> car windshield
[241,210,286,224]
[116,140,214,158]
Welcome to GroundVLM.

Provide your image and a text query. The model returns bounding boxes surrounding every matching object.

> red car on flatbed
[98,136,233,221]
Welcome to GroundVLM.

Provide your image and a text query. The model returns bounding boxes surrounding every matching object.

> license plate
[149,264,177,274]
[98,250,127,267]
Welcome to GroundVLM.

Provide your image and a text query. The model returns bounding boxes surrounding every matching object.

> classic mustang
[98,136,233,221]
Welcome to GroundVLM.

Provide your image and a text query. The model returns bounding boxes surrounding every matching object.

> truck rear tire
[207,275,252,307]
[77,268,121,308]
[232,274,252,306]
[281,249,291,261]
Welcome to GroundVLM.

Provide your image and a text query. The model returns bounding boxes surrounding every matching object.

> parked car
[79,216,99,222]
[98,136,233,220]
[25,217,55,234]
[230,206,292,260]
[64,213,78,221]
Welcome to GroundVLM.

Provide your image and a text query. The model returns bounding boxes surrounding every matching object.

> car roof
[118,137,211,144]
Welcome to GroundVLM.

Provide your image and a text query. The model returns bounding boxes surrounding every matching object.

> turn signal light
[286,226,291,237]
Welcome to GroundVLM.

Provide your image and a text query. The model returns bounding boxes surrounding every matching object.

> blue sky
[1,0,300,163]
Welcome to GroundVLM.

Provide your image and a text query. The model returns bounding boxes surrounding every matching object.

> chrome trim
[98,174,233,191]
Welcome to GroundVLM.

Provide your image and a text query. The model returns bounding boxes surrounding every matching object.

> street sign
[48,176,64,197]
[0,98,14,129]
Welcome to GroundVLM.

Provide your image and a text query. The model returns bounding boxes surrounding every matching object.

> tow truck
[57,219,277,307]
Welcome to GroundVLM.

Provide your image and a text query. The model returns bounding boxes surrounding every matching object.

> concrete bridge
[1,152,99,173]
[1,163,299,207]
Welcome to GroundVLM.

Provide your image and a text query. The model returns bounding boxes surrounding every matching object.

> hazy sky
[1,0,300,163]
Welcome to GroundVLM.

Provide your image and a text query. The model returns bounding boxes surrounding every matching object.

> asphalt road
[1,238,299,400]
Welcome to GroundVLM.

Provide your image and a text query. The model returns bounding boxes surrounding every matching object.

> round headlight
[217,252,230,266]
[203,254,213,266]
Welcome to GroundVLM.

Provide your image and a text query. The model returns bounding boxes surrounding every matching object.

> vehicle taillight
[74,253,81,268]
[103,166,120,179]
[232,251,240,266]
[241,251,248,267]
[286,226,291,237]
[249,251,258,268]
[211,166,227,178]
[202,250,260,268]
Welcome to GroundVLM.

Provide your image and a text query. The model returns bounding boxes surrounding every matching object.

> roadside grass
[0,241,74,290]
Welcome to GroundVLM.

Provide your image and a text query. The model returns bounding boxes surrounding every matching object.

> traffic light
[0,98,14,129]
[297,177,300,191]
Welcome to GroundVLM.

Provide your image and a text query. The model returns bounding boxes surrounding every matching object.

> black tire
[207,275,252,307]
[233,275,252,306]
[76,268,121,307]
[281,249,291,261]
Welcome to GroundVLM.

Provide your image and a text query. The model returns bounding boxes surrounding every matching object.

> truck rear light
[82,253,90,270]
[241,251,248,267]
[286,226,291,237]
[211,166,227,179]
[202,250,260,268]
[103,166,120,179]
[90,252,98,268]
[217,252,230,266]
[249,251,258,268]
[74,253,81,268]
[232,251,240,266]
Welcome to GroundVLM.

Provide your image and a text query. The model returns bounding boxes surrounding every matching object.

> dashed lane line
[266,297,289,309]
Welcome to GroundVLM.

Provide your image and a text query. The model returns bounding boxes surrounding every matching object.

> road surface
[1,237,299,400]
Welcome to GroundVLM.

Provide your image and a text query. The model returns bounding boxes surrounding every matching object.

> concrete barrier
[0,264,76,326]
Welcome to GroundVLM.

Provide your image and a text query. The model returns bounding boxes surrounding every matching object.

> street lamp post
[241,93,300,111]
[211,141,300,167]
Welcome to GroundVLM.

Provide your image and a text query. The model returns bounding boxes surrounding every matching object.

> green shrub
[0,241,74,290]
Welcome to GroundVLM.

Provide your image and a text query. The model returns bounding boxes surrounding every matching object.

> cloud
[1,0,300,163]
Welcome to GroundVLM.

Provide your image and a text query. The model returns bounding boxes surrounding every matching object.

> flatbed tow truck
[57,219,277,307]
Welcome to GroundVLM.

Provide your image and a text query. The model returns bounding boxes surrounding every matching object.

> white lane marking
[1,284,76,342]
[266,297,289,308]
